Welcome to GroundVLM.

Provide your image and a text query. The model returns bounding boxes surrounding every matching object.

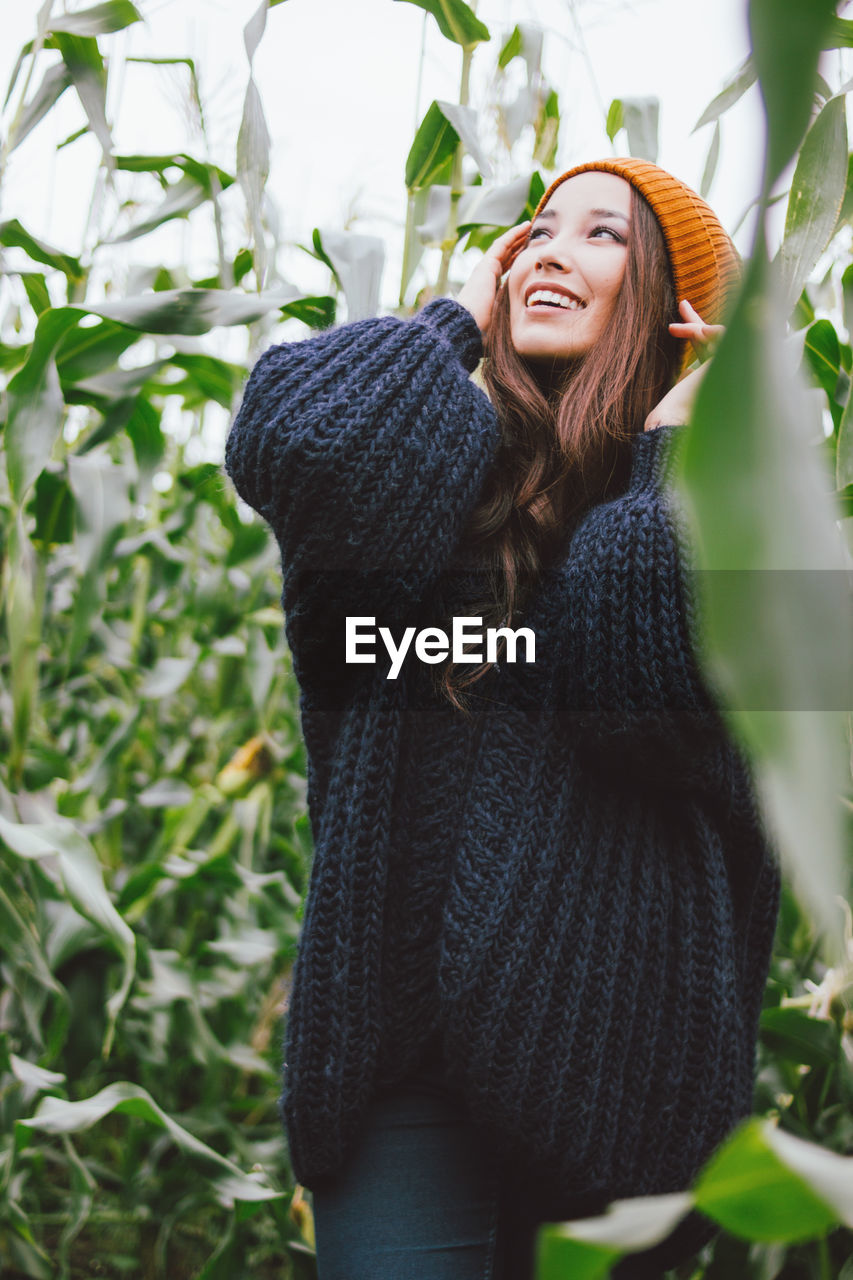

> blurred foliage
[0,1,852,1277]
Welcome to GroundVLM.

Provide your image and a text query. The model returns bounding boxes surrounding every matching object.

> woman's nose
[535,241,572,272]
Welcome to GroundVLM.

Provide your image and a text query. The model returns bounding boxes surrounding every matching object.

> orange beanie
[532,158,742,373]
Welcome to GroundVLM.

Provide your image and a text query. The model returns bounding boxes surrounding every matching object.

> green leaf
[236,1,272,287]
[693,56,757,132]
[694,1119,843,1242]
[56,123,89,150]
[762,1125,853,1229]
[406,100,485,191]
[106,174,213,244]
[20,273,51,316]
[169,353,246,409]
[232,246,254,284]
[759,1005,840,1066]
[0,869,65,998]
[790,287,815,331]
[9,1054,66,1092]
[457,172,532,231]
[17,1081,283,1205]
[4,40,31,110]
[93,285,300,334]
[0,340,29,373]
[621,96,659,164]
[125,397,165,477]
[4,307,83,504]
[8,61,73,153]
[776,94,847,312]
[64,428,132,582]
[103,155,236,244]
[139,651,199,699]
[535,1231,621,1280]
[406,101,459,190]
[55,317,139,381]
[533,88,559,169]
[0,812,135,1055]
[822,16,853,47]
[114,152,234,186]
[748,0,837,191]
[279,295,336,329]
[435,100,493,180]
[802,318,841,402]
[605,98,623,143]
[54,32,112,157]
[461,170,544,252]
[500,84,534,148]
[837,368,853,492]
[496,22,541,78]
[0,218,84,280]
[64,360,162,430]
[700,121,721,199]
[237,78,271,287]
[542,1191,694,1256]
[29,467,75,546]
[525,170,545,216]
[498,24,523,69]
[309,230,385,323]
[684,249,852,945]
[394,0,490,48]
[48,1,142,36]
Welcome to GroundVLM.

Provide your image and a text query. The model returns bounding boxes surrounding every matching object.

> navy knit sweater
[224,296,781,1255]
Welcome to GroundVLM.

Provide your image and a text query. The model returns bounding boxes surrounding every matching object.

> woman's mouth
[525,288,586,311]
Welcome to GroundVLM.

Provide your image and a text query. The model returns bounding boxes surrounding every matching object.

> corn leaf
[0,812,135,1055]
[48,1,142,37]
[17,1081,283,1205]
[393,0,490,49]
[5,307,83,504]
[683,250,853,947]
[748,0,837,190]
[93,286,301,334]
[54,32,112,158]
[694,1119,843,1241]
[776,94,847,313]
[8,61,73,153]
[692,56,757,132]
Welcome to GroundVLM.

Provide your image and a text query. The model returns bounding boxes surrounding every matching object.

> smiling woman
[507,170,632,364]
[223,156,777,1280]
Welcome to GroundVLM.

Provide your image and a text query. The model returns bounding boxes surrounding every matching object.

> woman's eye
[527,227,547,240]
[590,225,624,242]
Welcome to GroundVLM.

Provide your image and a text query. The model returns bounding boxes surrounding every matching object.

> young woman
[224,158,781,1280]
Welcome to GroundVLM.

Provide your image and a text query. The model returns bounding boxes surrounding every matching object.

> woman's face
[507,171,632,366]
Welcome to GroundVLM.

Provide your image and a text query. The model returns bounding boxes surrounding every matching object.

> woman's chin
[518,347,576,374]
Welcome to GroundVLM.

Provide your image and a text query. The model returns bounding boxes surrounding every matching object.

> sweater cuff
[411,296,484,374]
[629,423,689,490]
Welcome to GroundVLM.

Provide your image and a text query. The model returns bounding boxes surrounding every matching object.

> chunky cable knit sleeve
[564,422,732,786]
[223,296,499,685]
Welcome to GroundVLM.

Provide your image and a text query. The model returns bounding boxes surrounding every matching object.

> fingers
[669,299,724,359]
[491,219,532,273]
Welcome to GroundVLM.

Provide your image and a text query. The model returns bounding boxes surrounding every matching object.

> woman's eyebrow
[590,208,629,221]
[530,206,630,225]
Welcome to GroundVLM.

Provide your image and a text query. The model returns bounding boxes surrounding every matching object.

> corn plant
[0,2,851,1278]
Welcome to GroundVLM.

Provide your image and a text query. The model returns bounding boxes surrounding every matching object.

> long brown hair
[435,184,681,712]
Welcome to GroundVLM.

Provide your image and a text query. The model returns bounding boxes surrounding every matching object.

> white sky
[3,0,767,271]
[2,0,844,460]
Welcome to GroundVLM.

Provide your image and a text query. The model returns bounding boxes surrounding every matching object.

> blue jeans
[310,1084,540,1280]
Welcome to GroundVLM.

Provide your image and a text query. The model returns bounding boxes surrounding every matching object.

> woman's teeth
[526,289,584,310]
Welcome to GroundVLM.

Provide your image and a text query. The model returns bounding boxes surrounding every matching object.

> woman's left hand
[643,300,724,432]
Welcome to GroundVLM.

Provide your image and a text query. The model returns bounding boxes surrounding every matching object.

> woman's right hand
[456,220,532,339]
